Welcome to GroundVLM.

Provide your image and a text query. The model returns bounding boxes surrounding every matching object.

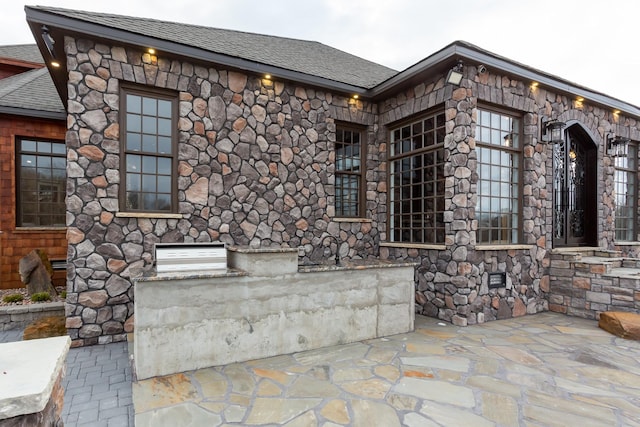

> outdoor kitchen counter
[133,246,416,379]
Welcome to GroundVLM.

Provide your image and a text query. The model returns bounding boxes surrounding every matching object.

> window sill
[380,242,446,250]
[13,227,67,233]
[116,212,183,219]
[613,241,640,246]
[333,217,372,223]
[475,244,531,251]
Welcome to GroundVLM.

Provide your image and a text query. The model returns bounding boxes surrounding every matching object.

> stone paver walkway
[0,328,133,426]
[133,313,640,426]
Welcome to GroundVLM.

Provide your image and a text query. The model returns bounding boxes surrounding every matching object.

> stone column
[440,80,478,326]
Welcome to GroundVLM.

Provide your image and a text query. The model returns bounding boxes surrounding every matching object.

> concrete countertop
[134,267,248,283]
[0,335,71,419]
[298,259,419,273]
[227,245,300,254]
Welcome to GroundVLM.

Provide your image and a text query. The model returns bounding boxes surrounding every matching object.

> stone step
[549,256,624,273]
[594,249,624,258]
[622,259,640,268]
[605,267,640,284]
[549,247,624,262]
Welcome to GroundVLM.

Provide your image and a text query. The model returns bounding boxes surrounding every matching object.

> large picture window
[16,138,66,227]
[476,109,521,244]
[389,111,446,243]
[614,143,637,241]
[120,86,177,213]
[335,126,363,217]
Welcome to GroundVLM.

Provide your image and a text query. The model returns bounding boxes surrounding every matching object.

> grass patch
[3,293,24,303]
[30,292,51,302]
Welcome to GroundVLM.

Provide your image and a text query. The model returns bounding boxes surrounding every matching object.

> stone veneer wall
[63,37,383,345]
[548,250,640,318]
[62,34,640,343]
[378,66,640,325]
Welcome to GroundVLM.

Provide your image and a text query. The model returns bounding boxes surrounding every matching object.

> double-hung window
[614,143,637,241]
[16,138,66,227]
[389,111,446,243]
[120,86,177,213]
[476,109,521,244]
[335,126,363,217]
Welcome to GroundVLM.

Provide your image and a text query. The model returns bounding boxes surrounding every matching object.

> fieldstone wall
[61,34,640,344]
[378,65,633,324]
[63,37,382,345]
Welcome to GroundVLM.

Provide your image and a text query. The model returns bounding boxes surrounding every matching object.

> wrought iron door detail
[553,142,565,240]
[553,133,588,245]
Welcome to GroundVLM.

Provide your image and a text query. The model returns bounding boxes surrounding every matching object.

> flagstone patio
[133,313,640,426]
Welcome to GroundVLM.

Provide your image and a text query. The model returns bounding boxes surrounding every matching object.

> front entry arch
[552,124,597,247]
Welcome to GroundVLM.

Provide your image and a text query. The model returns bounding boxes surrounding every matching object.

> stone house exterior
[0,44,67,289]
[26,6,640,346]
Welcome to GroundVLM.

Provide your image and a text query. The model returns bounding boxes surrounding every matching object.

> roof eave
[0,57,44,69]
[0,105,66,120]
[369,42,640,119]
[25,7,369,99]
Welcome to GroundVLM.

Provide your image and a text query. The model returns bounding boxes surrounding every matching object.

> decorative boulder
[18,249,58,296]
[598,311,640,340]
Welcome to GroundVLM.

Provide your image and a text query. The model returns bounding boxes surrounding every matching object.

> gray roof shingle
[32,6,397,89]
[0,67,65,114]
[0,44,44,64]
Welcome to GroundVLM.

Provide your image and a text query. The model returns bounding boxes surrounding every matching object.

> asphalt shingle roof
[0,66,64,114]
[0,44,44,64]
[32,6,398,89]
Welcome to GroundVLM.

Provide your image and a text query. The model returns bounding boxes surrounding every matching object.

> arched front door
[552,125,597,247]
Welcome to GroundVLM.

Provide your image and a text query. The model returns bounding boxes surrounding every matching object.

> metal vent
[488,272,506,289]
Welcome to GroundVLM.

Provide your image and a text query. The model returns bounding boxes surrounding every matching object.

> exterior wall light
[446,60,464,85]
[503,133,513,147]
[41,25,56,59]
[606,132,629,157]
[541,117,565,144]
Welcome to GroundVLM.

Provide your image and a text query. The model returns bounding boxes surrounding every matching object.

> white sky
[3,1,640,107]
